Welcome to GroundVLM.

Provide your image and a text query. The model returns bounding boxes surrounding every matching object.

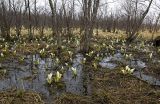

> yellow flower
[68,51,73,56]
[125,54,132,59]
[125,65,135,74]
[121,66,135,75]
[76,40,80,45]
[109,45,113,49]
[158,48,160,52]
[0,53,4,57]
[54,71,62,82]
[47,73,53,84]
[40,48,45,54]
[50,53,55,57]
[87,51,94,56]
[13,50,16,55]
[102,43,106,46]
[71,67,77,76]
[55,58,60,64]
[46,44,49,49]
[149,52,153,59]
[82,58,86,64]
[121,69,126,74]
[93,62,97,69]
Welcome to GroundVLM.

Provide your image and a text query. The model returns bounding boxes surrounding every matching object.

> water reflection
[0,54,91,101]
[99,52,160,86]
[133,71,160,86]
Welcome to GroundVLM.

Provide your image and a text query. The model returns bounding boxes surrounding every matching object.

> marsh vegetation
[0,0,160,104]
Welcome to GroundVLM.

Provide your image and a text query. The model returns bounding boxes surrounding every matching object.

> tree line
[0,0,159,52]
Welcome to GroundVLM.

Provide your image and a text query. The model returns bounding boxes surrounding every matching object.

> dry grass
[9,27,160,41]
[53,94,94,104]
[0,89,44,104]
[50,69,160,104]
[139,30,160,40]
[10,27,53,37]
[92,70,160,104]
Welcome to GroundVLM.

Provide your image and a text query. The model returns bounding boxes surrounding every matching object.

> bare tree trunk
[126,0,153,43]
[33,0,37,36]
[48,0,61,48]
[80,0,100,52]
[27,0,32,41]
[0,1,11,41]
[0,3,2,37]
[12,0,23,39]
[152,13,160,41]
[40,13,46,39]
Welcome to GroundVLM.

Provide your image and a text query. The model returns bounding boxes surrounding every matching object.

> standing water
[0,53,91,102]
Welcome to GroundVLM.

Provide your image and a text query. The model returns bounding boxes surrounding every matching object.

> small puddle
[133,71,160,86]
[99,52,123,69]
[63,54,90,95]
[99,61,117,69]
[0,53,91,102]
[99,52,160,86]
[129,60,146,69]
[99,52,146,69]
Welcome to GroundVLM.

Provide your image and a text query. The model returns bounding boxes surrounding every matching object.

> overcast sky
[29,0,160,17]
[37,0,118,9]
[35,0,120,15]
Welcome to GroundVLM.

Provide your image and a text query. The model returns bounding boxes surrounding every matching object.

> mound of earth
[153,36,160,47]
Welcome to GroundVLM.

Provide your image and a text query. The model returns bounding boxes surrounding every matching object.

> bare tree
[0,1,12,41]
[23,0,32,41]
[27,0,32,41]
[0,0,158,47]
[12,0,23,39]
[151,1,160,40]
[80,0,100,52]
[33,0,38,36]
[48,0,62,49]
[38,5,47,38]
[122,0,154,43]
